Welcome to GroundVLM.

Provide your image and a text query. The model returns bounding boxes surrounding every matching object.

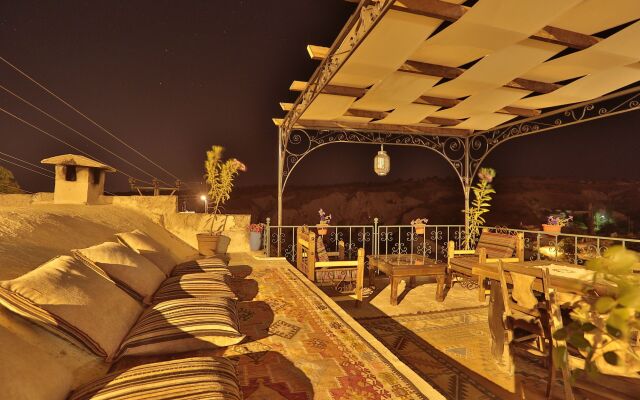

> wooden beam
[280,102,293,111]
[292,118,472,136]
[309,45,560,94]
[290,81,540,118]
[393,0,602,50]
[307,45,329,61]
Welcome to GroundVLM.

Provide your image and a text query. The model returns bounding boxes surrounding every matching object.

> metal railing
[260,219,640,266]
[482,226,640,265]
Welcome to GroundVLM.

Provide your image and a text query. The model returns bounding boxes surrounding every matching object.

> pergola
[274,0,640,232]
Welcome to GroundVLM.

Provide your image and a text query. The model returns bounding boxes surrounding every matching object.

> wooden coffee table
[368,254,447,305]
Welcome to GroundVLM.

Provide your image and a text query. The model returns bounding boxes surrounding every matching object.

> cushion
[0,256,143,360]
[68,356,242,400]
[145,227,201,265]
[153,273,236,303]
[475,231,517,258]
[116,230,176,275]
[73,242,166,304]
[118,297,245,358]
[316,236,330,262]
[171,257,229,277]
[0,325,74,400]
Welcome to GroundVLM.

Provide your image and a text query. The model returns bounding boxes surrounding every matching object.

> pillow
[316,236,330,262]
[0,256,143,360]
[116,230,175,275]
[171,257,229,277]
[72,242,166,304]
[145,228,201,265]
[117,297,245,358]
[152,272,236,303]
[68,356,242,400]
[0,325,74,400]
[475,231,518,258]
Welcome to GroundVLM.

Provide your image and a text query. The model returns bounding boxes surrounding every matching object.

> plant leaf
[595,297,617,314]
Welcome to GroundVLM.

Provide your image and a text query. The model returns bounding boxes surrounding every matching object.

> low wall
[103,195,177,224]
[164,213,251,253]
[0,192,54,207]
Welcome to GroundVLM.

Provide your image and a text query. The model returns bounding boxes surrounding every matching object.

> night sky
[1,1,639,194]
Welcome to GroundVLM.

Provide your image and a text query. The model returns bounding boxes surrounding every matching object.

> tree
[0,165,22,194]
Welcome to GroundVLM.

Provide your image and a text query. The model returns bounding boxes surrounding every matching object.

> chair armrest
[315,260,359,267]
[453,250,476,255]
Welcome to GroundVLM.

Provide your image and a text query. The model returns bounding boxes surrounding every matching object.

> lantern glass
[374,145,390,176]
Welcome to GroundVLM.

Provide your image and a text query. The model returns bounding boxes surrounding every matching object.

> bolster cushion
[171,257,229,277]
[116,230,176,275]
[73,242,166,304]
[68,356,242,400]
[0,256,143,359]
[475,232,517,258]
[316,237,330,262]
[152,272,236,303]
[144,227,202,265]
[118,297,245,358]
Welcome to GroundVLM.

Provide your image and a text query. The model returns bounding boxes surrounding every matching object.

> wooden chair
[498,261,573,400]
[296,226,365,301]
[448,229,524,301]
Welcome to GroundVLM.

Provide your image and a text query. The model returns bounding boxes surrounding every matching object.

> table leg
[390,277,398,306]
[435,275,445,302]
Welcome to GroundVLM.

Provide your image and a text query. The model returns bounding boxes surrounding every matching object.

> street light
[200,195,208,213]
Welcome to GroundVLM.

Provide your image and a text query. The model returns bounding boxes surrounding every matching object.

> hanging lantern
[374,144,390,176]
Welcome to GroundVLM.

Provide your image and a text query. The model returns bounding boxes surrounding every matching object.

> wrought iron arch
[281,128,469,193]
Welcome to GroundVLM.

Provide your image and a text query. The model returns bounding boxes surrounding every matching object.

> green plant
[553,246,640,378]
[464,168,496,248]
[203,145,246,233]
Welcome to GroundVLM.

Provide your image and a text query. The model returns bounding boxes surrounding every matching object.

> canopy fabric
[277,0,640,136]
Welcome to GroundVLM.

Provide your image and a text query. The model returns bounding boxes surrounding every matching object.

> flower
[249,223,264,233]
[477,167,496,183]
[547,215,573,227]
[230,159,247,172]
[318,209,332,224]
[411,218,428,226]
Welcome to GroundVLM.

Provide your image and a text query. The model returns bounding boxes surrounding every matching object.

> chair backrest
[498,261,551,318]
[296,226,316,280]
[476,231,518,258]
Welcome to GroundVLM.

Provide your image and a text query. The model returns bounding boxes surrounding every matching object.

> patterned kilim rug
[213,258,444,400]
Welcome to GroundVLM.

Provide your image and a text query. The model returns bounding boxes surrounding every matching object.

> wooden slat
[309,45,561,94]
[393,0,602,50]
[307,44,329,61]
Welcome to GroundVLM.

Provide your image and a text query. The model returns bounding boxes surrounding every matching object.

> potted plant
[411,218,429,235]
[316,209,332,236]
[196,145,246,256]
[464,167,496,248]
[543,215,573,233]
[249,223,264,251]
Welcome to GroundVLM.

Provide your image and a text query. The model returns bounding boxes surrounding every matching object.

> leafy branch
[464,168,496,248]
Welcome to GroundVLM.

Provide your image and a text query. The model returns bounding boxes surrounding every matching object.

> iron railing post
[265,218,271,257]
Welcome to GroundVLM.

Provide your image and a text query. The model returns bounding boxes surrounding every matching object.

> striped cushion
[116,230,176,275]
[316,237,330,262]
[118,298,245,358]
[152,273,236,303]
[171,257,229,277]
[68,356,242,400]
[0,256,143,359]
[73,242,166,304]
[475,232,517,258]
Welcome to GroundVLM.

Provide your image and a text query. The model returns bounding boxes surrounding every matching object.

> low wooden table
[368,254,447,305]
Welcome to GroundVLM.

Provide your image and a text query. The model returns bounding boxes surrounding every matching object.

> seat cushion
[171,257,229,277]
[118,297,245,358]
[73,242,166,304]
[68,356,242,400]
[0,256,143,360]
[0,325,74,400]
[116,230,176,275]
[476,231,517,258]
[152,273,236,303]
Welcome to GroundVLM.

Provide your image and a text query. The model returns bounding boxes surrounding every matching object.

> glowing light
[374,144,390,176]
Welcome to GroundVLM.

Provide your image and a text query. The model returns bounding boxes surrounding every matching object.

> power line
[0,83,174,187]
[0,155,54,178]
[0,105,154,186]
[0,55,185,184]
[0,150,52,174]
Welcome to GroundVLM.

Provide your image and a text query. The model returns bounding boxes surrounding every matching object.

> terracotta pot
[316,224,329,236]
[413,225,426,235]
[542,224,561,233]
[196,232,221,256]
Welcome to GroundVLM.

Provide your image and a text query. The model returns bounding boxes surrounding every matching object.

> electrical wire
[0,55,185,184]
[0,105,154,187]
[0,150,52,174]
[0,83,174,187]
[0,155,53,178]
